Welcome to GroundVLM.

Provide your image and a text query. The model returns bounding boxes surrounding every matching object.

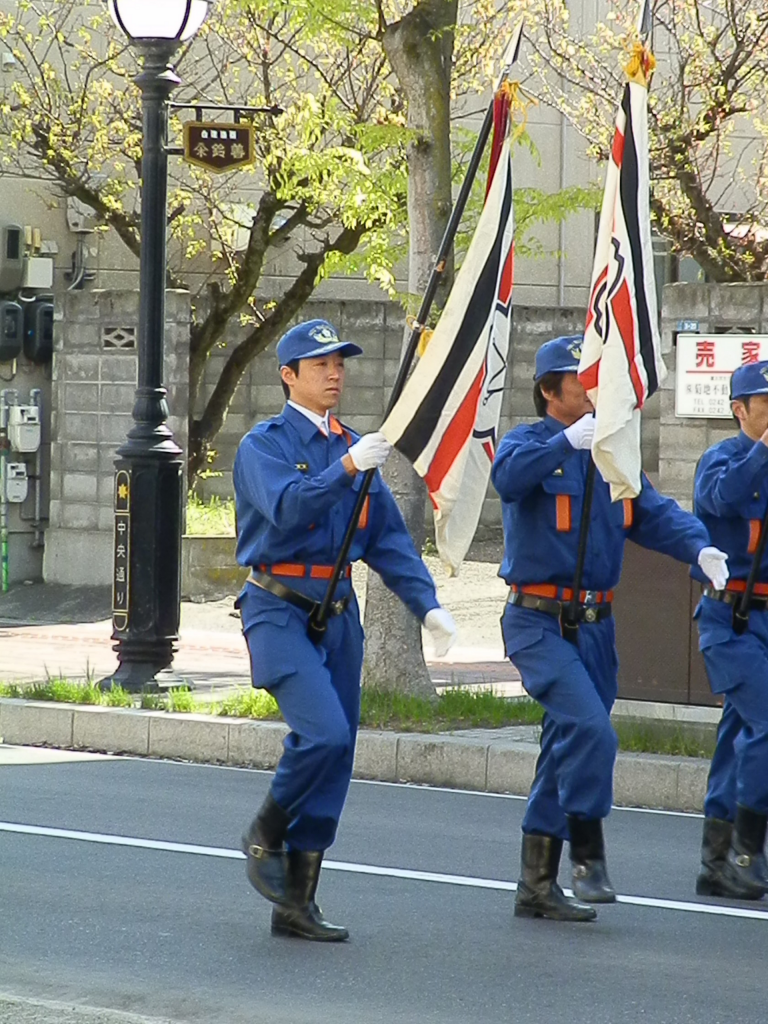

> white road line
[2,819,768,921]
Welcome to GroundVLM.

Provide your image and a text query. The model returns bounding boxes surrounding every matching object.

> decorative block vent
[102,326,136,349]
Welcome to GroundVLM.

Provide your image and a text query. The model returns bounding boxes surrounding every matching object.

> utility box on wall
[0,301,22,361]
[23,300,53,363]
[1,461,28,504]
[8,404,41,453]
[0,223,23,294]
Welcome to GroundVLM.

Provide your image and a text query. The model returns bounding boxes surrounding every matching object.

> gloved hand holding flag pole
[306,22,524,644]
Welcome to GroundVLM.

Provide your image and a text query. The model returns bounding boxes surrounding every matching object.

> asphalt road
[1,747,767,1024]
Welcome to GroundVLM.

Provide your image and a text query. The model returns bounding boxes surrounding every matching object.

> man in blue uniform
[491,334,727,922]
[692,361,768,900]
[233,318,457,941]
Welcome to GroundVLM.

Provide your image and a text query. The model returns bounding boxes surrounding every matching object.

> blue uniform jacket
[491,415,709,590]
[233,403,438,627]
[693,431,768,586]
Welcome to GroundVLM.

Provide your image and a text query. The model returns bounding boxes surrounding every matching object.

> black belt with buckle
[248,571,350,617]
[507,591,612,623]
[702,585,768,611]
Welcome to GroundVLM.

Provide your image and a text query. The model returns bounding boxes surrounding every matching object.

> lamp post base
[99,662,193,694]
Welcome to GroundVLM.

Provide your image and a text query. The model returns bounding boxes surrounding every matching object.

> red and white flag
[578,48,665,501]
[381,92,515,574]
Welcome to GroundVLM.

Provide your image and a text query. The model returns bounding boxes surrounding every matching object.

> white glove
[698,546,729,592]
[424,607,458,658]
[563,414,595,451]
[348,431,392,472]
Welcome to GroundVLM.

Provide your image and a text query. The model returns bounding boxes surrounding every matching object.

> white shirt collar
[287,400,330,436]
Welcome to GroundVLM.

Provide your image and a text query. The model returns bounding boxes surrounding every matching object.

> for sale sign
[675,334,768,418]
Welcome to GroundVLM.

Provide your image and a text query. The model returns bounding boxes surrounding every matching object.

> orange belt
[722,580,768,597]
[510,583,614,604]
[257,562,352,580]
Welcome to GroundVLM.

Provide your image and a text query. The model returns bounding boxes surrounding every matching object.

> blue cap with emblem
[276,319,363,366]
[730,360,768,400]
[534,334,584,381]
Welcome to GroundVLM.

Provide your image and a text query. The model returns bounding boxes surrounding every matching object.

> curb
[0,698,709,812]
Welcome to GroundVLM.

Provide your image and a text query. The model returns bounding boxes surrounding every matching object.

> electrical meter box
[0,224,23,294]
[9,405,41,453]
[0,301,22,362]
[24,300,53,363]
[2,461,28,503]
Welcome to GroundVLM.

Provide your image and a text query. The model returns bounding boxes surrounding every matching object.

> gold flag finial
[624,40,656,87]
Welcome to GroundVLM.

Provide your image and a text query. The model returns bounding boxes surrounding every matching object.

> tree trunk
[361,0,456,696]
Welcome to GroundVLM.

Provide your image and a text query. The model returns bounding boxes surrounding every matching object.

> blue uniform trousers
[502,604,619,839]
[240,585,363,851]
[698,598,768,814]
[703,698,744,821]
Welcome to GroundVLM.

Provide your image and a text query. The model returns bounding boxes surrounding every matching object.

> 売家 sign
[183,122,255,173]
[676,333,768,418]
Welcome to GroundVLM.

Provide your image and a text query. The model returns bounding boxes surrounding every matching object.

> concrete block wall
[659,283,768,509]
[44,290,191,585]
[44,291,668,587]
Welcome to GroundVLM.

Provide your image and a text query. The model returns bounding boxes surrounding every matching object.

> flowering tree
[505,0,768,281]
[0,0,409,481]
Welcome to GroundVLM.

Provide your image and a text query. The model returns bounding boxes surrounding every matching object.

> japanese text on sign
[112,469,130,632]
[183,122,255,174]
[676,334,768,418]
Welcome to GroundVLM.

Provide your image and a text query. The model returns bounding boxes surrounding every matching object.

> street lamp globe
[107,0,212,42]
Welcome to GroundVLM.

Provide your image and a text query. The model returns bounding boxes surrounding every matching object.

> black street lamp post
[104,1,212,691]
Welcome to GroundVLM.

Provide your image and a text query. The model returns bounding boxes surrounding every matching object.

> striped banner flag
[578,45,665,501]
[381,92,515,575]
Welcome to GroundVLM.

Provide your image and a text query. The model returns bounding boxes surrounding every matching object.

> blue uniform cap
[276,319,363,367]
[730,360,768,400]
[534,335,584,381]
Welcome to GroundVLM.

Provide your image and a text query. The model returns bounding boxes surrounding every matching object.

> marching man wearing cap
[491,334,728,922]
[233,319,457,941]
[692,361,768,901]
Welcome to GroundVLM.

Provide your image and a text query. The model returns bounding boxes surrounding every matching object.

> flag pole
[561,459,597,645]
[306,24,524,645]
[561,0,652,646]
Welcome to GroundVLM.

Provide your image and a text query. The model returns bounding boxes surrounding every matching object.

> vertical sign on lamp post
[112,469,131,632]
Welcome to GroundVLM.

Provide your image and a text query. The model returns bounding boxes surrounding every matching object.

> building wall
[43,287,670,586]
[43,290,190,585]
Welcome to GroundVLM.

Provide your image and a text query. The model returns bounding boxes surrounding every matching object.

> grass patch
[186,494,235,536]
[215,688,281,720]
[102,686,134,708]
[359,686,543,732]
[167,688,197,714]
[614,719,716,759]
[0,678,104,704]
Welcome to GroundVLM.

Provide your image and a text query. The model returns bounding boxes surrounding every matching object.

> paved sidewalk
[0,568,524,696]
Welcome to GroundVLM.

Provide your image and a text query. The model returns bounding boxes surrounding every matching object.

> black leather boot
[241,793,293,906]
[695,817,754,898]
[514,834,597,922]
[723,805,768,900]
[271,850,349,941]
[568,816,616,904]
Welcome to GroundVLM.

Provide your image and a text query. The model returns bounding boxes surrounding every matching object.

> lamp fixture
[107,0,212,43]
